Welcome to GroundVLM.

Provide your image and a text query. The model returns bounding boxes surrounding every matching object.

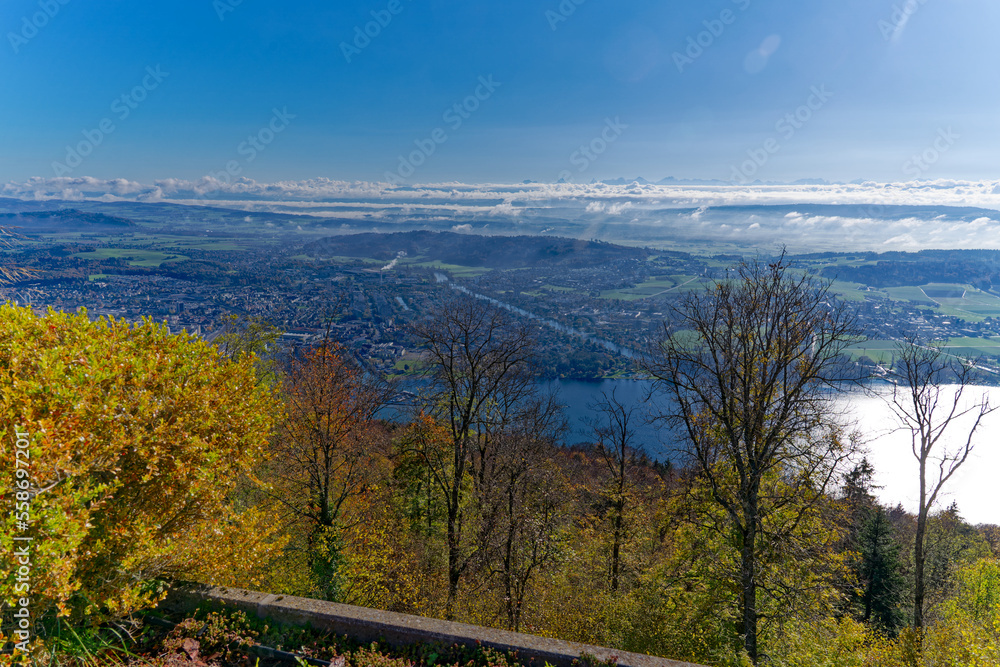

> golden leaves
[0,303,277,622]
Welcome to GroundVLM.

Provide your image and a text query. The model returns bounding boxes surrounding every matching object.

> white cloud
[490,201,518,216]
[8,177,992,213]
[7,176,1000,251]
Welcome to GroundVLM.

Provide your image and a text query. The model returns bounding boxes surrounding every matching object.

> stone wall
[162,583,705,667]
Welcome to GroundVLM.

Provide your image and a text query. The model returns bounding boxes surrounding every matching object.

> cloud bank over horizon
[6,176,1000,253]
[7,175,1000,208]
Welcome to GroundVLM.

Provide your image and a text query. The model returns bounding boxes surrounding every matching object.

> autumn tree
[0,304,276,623]
[885,338,997,631]
[644,253,860,663]
[265,336,392,601]
[587,388,643,593]
[410,296,537,619]
[485,392,566,630]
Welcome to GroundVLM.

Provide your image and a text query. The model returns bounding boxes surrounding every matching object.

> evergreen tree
[856,506,907,635]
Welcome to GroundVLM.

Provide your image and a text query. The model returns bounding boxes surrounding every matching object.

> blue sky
[2,0,999,185]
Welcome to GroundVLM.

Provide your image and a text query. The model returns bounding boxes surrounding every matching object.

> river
[441,278,639,359]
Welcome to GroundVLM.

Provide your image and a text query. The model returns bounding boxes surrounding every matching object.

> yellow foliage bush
[0,305,276,623]
[171,503,290,593]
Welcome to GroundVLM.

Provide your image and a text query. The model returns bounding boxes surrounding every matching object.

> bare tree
[885,337,997,631]
[488,392,566,631]
[644,253,860,664]
[410,295,537,619]
[0,226,35,284]
[587,388,642,593]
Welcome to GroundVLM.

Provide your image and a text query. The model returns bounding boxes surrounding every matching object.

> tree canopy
[644,254,861,663]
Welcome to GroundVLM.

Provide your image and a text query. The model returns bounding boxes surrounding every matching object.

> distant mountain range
[0,209,137,230]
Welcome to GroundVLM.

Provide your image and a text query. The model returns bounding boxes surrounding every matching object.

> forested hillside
[304,231,652,268]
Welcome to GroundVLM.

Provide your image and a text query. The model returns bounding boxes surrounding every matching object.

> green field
[847,337,1000,364]
[601,275,699,300]
[846,340,900,363]
[884,285,936,304]
[940,336,1000,358]
[909,284,1000,321]
[70,248,190,267]
[405,260,492,277]
[817,279,1000,323]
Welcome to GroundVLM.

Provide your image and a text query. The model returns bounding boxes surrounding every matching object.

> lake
[391,378,1000,525]
[550,379,1000,525]
[544,378,666,453]
[842,386,1000,526]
